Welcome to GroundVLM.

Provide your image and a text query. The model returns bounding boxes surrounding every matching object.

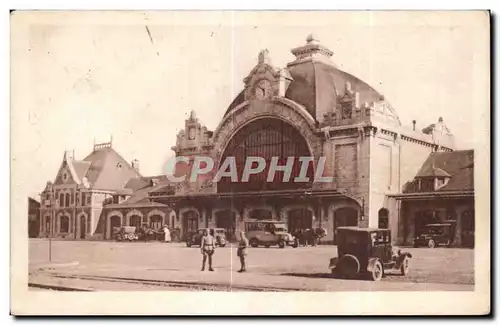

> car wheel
[250,238,259,248]
[339,254,360,278]
[220,243,226,247]
[292,239,299,248]
[186,241,192,247]
[400,258,410,276]
[278,240,286,248]
[370,260,383,281]
[427,239,436,248]
[264,245,270,248]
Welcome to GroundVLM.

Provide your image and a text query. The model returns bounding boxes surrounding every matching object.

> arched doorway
[60,215,69,233]
[217,118,314,193]
[182,210,199,239]
[215,210,236,242]
[129,215,142,228]
[80,215,86,239]
[249,209,272,220]
[150,215,162,230]
[333,207,358,244]
[110,215,121,238]
[288,208,313,234]
[378,208,389,229]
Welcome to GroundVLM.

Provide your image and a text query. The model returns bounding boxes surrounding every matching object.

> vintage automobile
[245,220,298,248]
[413,222,456,248]
[114,226,139,241]
[328,227,412,281]
[186,228,227,247]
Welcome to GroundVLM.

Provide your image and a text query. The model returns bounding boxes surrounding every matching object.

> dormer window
[341,101,352,119]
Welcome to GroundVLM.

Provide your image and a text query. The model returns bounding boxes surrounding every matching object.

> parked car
[245,220,298,248]
[328,227,412,281]
[114,226,139,241]
[414,222,456,248]
[186,228,227,247]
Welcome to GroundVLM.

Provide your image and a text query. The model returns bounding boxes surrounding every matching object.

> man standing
[200,229,215,271]
[237,230,249,272]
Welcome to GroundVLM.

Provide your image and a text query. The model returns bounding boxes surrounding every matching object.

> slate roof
[71,160,91,181]
[111,176,175,208]
[81,147,142,191]
[416,167,451,178]
[414,150,474,191]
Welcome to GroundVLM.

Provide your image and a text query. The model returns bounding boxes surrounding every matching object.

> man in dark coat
[237,231,249,272]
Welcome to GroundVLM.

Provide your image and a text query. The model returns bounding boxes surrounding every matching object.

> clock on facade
[254,79,271,100]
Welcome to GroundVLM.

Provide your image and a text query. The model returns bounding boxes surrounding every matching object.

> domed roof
[223,35,391,123]
[285,60,383,119]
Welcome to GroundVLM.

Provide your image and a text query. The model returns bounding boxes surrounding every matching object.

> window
[87,194,91,205]
[65,193,70,207]
[75,193,80,206]
[59,193,64,207]
[420,179,434,192]
[60,215,69,233]
[378,208,389,229]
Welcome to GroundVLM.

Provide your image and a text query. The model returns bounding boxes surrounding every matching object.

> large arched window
[218,118,314,193]
[65,193,70,207]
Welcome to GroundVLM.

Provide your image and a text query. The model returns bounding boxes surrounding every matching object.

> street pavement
[29,239,474,291]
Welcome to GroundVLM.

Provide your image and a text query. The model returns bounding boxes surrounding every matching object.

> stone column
[453,205,465,247]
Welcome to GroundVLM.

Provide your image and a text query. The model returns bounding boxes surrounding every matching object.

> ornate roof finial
[288,33,334,67]
[189,110,197,121]
[306,33,319,44]
[438,117,443,123]
[258,49,271,65]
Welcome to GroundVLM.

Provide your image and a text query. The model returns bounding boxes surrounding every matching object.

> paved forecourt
[29,239,474,291]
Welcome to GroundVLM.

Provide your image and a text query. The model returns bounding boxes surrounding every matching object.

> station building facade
[149,35,461,245]
[38,142,175,240]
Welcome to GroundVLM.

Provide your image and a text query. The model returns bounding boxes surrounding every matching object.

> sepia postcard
[11,10,490,315]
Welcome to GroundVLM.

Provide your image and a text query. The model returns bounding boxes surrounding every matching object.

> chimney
[412,120,416,131]
[131,159,140,173]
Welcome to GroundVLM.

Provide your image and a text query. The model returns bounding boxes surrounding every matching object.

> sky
[12,11,489,199]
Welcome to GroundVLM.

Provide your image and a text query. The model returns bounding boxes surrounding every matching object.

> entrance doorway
[110,215,121,239]
[80,215,86,239]
[333,207,358,244]
[150,215,162,230]
[287,208,313,234]
[215,210,236,242]
[182,211,199,239]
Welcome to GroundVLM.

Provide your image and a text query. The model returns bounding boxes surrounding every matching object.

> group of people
[292,228,327,247]
[199,229,248,272]
[135,225,173,243]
